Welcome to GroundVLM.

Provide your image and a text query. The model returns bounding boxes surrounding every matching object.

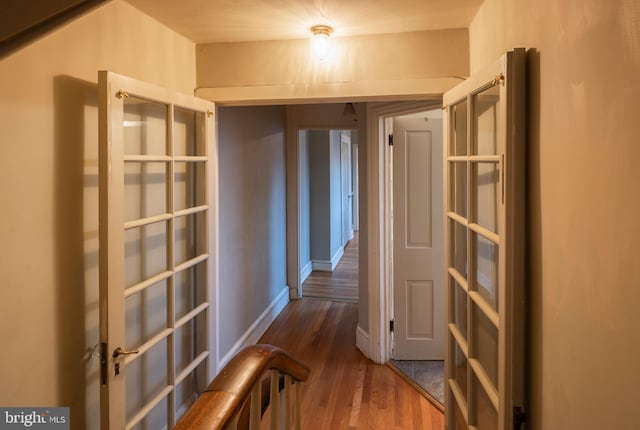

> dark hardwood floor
[258,298,444,429]
[302,233,359,302]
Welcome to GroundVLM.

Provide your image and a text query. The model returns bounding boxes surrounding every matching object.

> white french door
[98,71,216,429]
[443,49,526,429]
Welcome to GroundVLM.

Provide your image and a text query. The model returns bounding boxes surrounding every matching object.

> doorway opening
[385,108,445,408]
[297,128,359,302]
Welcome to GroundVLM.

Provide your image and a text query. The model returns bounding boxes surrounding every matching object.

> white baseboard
[300,261,313,283]
[355,325,371,359]
[312,246,344,272]
[331,246,345,269]
[218,287,290,370]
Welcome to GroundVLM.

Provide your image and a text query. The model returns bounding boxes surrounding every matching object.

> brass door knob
[113,347,139,358]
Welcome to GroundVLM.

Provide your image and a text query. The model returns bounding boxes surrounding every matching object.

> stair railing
[174,344,310,430]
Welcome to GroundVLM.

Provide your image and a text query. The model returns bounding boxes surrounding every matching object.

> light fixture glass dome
[310,25,333,60]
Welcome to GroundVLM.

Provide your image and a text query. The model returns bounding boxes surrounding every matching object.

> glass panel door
[444,49,526,429]
[99,71,216,430]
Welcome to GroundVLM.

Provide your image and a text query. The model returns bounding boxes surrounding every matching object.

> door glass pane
[473,373,498,430]
[473,304,499,388]
[450,100,468,156]
[453,279,468,340]
[175,261,207,320]
[475,234,498,310]
[454,397,467,430]
[129,397,169,430]
[473,84,499,155]
[125,338,169,423]
[174,162,206,211]
[174,108,206,157]
[125,222,168,288]
[174,107,195,156]
[175,311,207,376]
[125,280,168,350]
[474,162,499,233]
[175,360,207,422]
[174,212,207,265]
[124,96,167,156]
[124,162,168,222]
[451,220,468,279]
[453,341,468,404]
[450,162,467,218]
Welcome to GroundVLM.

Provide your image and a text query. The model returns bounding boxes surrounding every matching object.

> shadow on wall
[53,75,100,429]
[525,48,541,426]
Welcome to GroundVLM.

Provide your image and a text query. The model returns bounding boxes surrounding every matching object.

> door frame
[389,114,444,360]
[340,131,354,246]
[363,99,443,363]
[205,92,451,364]
[288,123,361,299]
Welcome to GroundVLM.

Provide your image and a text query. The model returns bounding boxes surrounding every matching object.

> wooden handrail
[175,344,310,430]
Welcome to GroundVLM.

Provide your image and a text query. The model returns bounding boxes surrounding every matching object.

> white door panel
[393,116,444,360]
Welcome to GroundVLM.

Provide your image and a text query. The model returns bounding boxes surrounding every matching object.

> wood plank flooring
[258,298,444,429]
[302,233,359,302]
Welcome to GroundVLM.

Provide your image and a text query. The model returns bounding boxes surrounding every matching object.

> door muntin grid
[446,79,503,428]
[123,98,208,429]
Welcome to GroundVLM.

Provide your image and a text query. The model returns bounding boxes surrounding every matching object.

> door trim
[364,99,442,363]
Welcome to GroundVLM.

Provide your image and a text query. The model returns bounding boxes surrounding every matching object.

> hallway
[258,298,444,429]
[302,233,359,302]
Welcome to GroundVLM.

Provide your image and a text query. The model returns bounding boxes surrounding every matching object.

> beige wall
[195,29,469,104]
[0,1,195,428]
[470,1,640,428]
[216,105,288,362]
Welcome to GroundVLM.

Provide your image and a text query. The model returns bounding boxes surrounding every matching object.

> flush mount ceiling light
[310,25,333,60]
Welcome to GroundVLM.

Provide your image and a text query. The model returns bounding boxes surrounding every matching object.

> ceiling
[125,0,484,44]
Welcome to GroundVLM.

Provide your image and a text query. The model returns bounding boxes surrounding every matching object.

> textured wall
[195,29,469,103]
[217,106,288,358]
[469,1,640,428]
[308,130,331,262]
[0,1,196,428]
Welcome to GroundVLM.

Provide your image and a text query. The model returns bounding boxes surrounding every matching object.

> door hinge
[100,342,108,385]
[389,320,394,333]
[388,134,393,146]
[513,406,527,429]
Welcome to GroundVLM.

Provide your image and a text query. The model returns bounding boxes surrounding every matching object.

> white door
[341,131,353,244]
[99,71,216,429]
[443,49,526,429]
[392,116,444,360]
